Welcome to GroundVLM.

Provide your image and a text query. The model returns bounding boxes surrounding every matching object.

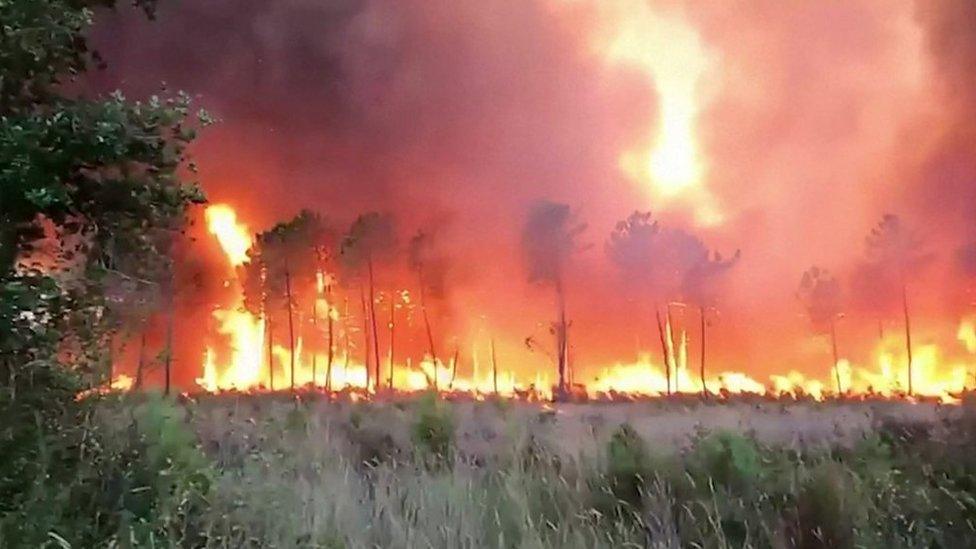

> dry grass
[160,394,966,548]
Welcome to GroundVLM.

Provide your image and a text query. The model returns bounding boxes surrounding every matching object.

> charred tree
[555,279,569,397]
[858,215,929,397]
[655,307,671,396]
[267,319,275,391]
[326,284,335,391]
[284,265,296,391]
[798,266,846,394]
[388,291,395,390]
[360,285,371,390]
[311,301,318,386]
[367,256,380,389]
[699,305,707,397]
[491,338,499,395]
[450,345,460,390]
[135,328,147,390]
[521,201,586,401]
[829,316,841,394]
[902,282,913,395]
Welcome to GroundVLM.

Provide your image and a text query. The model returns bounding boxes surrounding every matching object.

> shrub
[411,392,455,460]
[796,461,869,548]
[687,430,763,493]
[605,423,650,505]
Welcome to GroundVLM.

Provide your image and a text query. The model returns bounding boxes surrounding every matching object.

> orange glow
[189,204,975,404]
[76,374,134,400]
[205,204,253,266]
[564,0,723,225]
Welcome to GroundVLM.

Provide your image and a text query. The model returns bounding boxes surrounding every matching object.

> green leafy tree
[0,0,208,543]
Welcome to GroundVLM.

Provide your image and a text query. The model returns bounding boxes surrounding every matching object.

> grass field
[60,393,972,548]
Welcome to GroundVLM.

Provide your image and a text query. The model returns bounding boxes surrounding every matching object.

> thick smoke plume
[89,0,976,385]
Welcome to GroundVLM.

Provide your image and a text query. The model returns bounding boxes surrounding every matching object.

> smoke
[88,0,976,383]
[521,201,586,288]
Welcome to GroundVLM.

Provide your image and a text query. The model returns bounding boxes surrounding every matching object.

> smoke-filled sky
[89,0,976,383]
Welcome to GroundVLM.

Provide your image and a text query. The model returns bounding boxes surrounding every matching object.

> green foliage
[687,430,763,492]
[796,461,870,548]
[410,392,454,460]
[604,423,650,505]
[0,0,211,546]
[102,398,976,548]
[1,396,212,546]
[101,396,212,544]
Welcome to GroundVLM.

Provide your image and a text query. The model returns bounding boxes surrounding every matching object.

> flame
[560,0,723,225]
[589,352,765,396]
[205,204,253,266]
[75,374,133,400]
[959,317,976,354]
[605,4,709,195]
[189,204,976,403]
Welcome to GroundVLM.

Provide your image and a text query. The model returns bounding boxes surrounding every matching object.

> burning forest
[9,1,976,546]
[70,0,976,404]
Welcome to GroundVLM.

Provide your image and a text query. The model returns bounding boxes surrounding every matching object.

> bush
[410,392,455,461]
[687,430,763,493]
[605,423,650,505]
[796,461,870,548]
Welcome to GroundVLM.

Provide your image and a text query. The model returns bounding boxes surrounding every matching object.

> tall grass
[179,396,976,548]
[8,394,976,547]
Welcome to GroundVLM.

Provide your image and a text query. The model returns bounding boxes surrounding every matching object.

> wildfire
[75,374,134,400]
[190,204,975,403]
[205,204,253,266]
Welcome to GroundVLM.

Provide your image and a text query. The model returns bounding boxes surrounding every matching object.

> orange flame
[194,204,975,403]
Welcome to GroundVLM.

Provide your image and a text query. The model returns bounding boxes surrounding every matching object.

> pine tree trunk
[267,318,275,391]
[135,328,147,390]
[655,307,671,396]
[107,337,114,389]
[491,338,499,395]
[418,269,438,368]
[700,306,707,397]
[164,296,173,396]
[555,280,568,399]
[449,346,459,390]
[902,282,913,396]
[284,267,296,391]
[830,316,842,394]
[326,285,334,392]
[367,256,380,390]
[344,296,352,388]
[360,285,371,390]
[388,291,395,390]
[667,305,679,393]
[311,302,318,387]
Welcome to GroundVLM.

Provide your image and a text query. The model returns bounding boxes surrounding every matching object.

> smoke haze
[89,0,976,386]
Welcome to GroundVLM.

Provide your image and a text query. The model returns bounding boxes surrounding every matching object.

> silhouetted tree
[607,211,737,396]
[341,212,396,391]
[681,246,740,396]
[522,200,586,399]
[409,230,446,384]
[242,210,332,390]
[857,214,930,395]
[798,266,845,393]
